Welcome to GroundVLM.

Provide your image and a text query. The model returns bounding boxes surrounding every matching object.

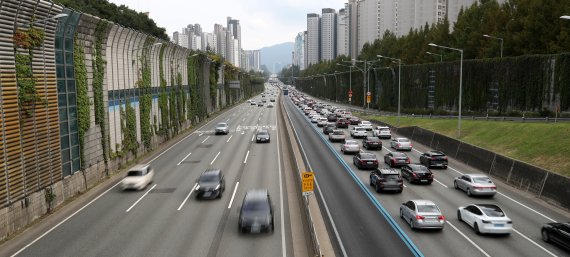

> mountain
[260,42,294,74]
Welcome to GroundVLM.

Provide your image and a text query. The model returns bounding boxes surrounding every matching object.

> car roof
[244,189,270,202]
[391,152,407,157]
[465,174,489,178]
[129,164,150,171]
[411,199,436,206]
[345,140,357,144]
[377,168,399,174]
[201,168,221,176]
[428,150,445,155]
[217,122,228,126]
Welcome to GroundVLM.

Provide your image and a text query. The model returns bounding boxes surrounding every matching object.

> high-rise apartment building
[293,32,305,70]
[202,32,217,53]
[357,0,381,54]
[306,13,320,65]
[348,0,359,58]
[214,24,227,58]
[320,8,337,61]
[337,7,349,57]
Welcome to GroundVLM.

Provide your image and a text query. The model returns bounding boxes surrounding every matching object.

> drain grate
[150,188,176,194]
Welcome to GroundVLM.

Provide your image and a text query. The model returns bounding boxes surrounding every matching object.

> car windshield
[216,123,227,128]
[414,166,430,172]
[361,153,376,159]
[384,174,400,180]
[380,129,390,132]
[417,205,440,213]
[398,138,410,142]
[431,152,444,156]
[479,205,505,217]
[243,199,269,212]
[393,152,407,157]
[366,137,380,142]
[257,131,268,136]
[333,131,344,135]
[127,170,143,176]
[361,121,371,124]
[199,173,218,183]
[472,177,492,183]
[356,128,365,131]
[345,141,358,145]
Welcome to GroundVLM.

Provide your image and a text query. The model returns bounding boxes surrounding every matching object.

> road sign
[348,97,352,102]
[366,91,371,96]
[302,172,314,195]
[348,89,353,94]
[348,93,353,98]
[366,95,371,103]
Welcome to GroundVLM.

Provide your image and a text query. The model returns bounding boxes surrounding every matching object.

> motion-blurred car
[250,101,257,105]
[327,114,338,122]
[255,130,270,143]
[353,152,379,170]
[310,115,321,123]
[267,102,274,108]
[120,164,154,191]
[317,117,329,127]
[373,126,392,139]
[420,151,448,169]
[238,189,274,233]
[401,164,433,184]
[349,116,361,125]
[328,130,346,142]
[336,118,350,128]
[257,102,264,107]
[362,136,382,150]
[384,152,411,167]
[350,126,368,138]
[323,123,335,134]
[542,222,570,250]
[454,174,497,197]
[340,140,361,154]
[370,168,403,193]
[359,120,373,131]
[457,204,512,234]
[390,137,413,151]
[215,122,229,135]
[400,200,445,230]
[195,168,225,199]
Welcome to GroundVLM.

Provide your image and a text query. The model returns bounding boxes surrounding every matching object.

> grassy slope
[359,115,570,177]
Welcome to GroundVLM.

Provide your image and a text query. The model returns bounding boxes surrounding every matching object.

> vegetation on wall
[74,35,90,167]
[120,99,138,156]
[93,20,109,162]
[137,37,155,150]
[169,68,178,134]
[176,72,186,127]
[158,44,170,139]
[187,55,197,122]
[13,26,45,118]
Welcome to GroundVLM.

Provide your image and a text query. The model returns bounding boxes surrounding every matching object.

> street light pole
[429,43,463,138]
[561,15,570,20]
[483,34,504,58]
[377,55,402,126]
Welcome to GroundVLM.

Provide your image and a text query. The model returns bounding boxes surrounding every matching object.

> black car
[327,114,338,122]
[353,152,379,170]
[195,168,225,199]
[384,152,411,167]
[370,168,403,193]
[362,136,382,150]
[420,151,448,169]
[401,164,433,184]
[323,124,335,134]
[238,189,274,233]
[542,222,570,250]
[349,116,361,125]
[255,130,270,143]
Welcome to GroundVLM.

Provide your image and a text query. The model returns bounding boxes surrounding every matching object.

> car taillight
[438,215,445,220]
[360,160,366,164]
[443,157,448,161]
[482,220,491,224]
[490,186,497,189]
[406,158,410,163]
[412,173,417,178]
[397,144,401,147]
[416,215,425,220]
[373,160,378,164]
[391,158,396,162]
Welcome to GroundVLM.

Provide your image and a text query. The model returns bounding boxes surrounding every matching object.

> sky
[108,0,346,50]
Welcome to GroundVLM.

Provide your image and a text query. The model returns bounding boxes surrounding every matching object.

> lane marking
[226,135,233,143]
[251,134,255,142]
[210,152,221,165]
[498,192,556,222]
[227,182,240,209]
[177,183,197,211]
[177,152,192,166]
[226,118,230,123]
[446,221,491,257]
[513,228,557,257]
[9,182,122,257]
[199,133,204,137]
[201,136,210,144]
[243,150,250,164]
[126,184,157,212]
[277,125,286,257]
[434,178,448,188]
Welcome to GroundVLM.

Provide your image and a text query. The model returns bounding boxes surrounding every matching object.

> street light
[483,34,504,58]
[429,43,464,138]
[426,51,442,62]
[337,63,353,105]
[377,55,402,126]
[25,13,68,26]
[561,15,570,20]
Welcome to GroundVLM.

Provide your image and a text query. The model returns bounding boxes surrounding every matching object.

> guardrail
[278,97,322,257]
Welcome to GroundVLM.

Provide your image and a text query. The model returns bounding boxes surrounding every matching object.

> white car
[341,140,361,154]
[457,204,512,234]
[120,164,154,190]
[350,126,368,138]
[373,126,392,139]
[267,102,274,108]
[317,117,329,127]
[359,120,373,131]
[391,137,413,151]
[310,115,321,123]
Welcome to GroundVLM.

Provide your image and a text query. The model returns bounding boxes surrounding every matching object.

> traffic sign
[301,172,314,195]
[348,89,353,94]
[348,93,353,98]
[366,91,371,96]
[366,95,371,103]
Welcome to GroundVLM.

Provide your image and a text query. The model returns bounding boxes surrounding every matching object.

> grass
[358,114,570,177]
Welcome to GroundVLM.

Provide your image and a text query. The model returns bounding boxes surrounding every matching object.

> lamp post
[426,51,443,62]
[483,34,504,58]
[336,63,353,105]
[429,43,463,138]
[561,15,570,20]
[377,55,402,126]
[24,13,68,26]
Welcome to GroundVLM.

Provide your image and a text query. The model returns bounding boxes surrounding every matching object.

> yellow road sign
[366,95,371,103]
[302,172,314,194]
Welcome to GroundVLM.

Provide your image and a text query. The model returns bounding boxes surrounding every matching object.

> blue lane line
[290,100,424,257]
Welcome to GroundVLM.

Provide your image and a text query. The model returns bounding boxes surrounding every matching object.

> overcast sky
[108,0,345,50]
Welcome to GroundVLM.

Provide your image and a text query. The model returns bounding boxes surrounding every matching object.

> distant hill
[260,42,294,74]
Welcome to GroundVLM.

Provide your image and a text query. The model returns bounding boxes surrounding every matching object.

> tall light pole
[377,55,402,126]
[561,15,570,20]
[426,51,442,62]
[337,63,353,105]
[24,13,68,26]
[483,34,504,58]
[429,43,463,138]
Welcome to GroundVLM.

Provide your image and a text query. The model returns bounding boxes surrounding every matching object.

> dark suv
[336,118,349,128]
[238,189,274,233]
[353,152,379,170]
[419,151,448,169]
[327,114,338,122]
[362,136,382,150]
[401,164,433,184]
[370,168,403,193]
[323,123,335,134]
[195,168,225,199]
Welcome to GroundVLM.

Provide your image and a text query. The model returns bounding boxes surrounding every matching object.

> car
[334,109,346,117]
[303,107,312,115]
[317,117,329,127]
[362,136,382,150]
[359,120,373,131]
[336,118,349,128]
[353,152,379,169]
[323,123,335,134]
[327,114,338,122]
[401,164,433,184]
[258,102,264,107]
[349,116,361,125]
[400,200,445,230]
[120,164,154,191]
[542,222,570,250]
[267,102,274,108]
[341,140,361,154]
[350,126,368,138]
[420,151,448,169]
[310,115,321,123]
[373,126,392,139]
[328,130,346,142]
[270,98,276,102]
[457,204,512,234]
[215,122,229,135]
[369,168,403,193]
[195,168,225,199]
[391,137,413,151]
[250,101,257,105]
[255,129,270,143]
[384,152,411,167]
[247,100,251,103]
[454,174,497,197]
[238,189,274,233]
[262,99,267,103]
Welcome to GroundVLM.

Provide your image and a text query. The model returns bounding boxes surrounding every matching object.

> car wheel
[410,219,415,230]
[375,183,381,193]
[457,210,462,221]
[474,223,480,234]
[467,188,472,196]
[400,209,404,219]
[454,181,459,189]
[541,229,550,242]
[443,166,448,169]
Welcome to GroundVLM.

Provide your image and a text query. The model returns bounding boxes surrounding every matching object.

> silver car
[391,137,413,151]
[454,174,497,197]
[328,130,346,142]
[341,140,361,154]
[215,122,229,135]
[400,200,445,230]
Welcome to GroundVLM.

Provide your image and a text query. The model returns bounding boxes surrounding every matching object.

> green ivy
[158,44,170,139]
[93,20,108,162]
[176,72,186,125]
[120,99,138,156]
[169,71,178,134]
[138,37,154,149]
[187,55,197,122]
[74,35,90,168]
[15,53,39,117]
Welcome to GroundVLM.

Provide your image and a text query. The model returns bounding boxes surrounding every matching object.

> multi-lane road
[285,94,570,257]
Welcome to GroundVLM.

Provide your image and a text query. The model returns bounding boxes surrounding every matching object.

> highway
[3,86,297,257]
[284,95,570,257]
